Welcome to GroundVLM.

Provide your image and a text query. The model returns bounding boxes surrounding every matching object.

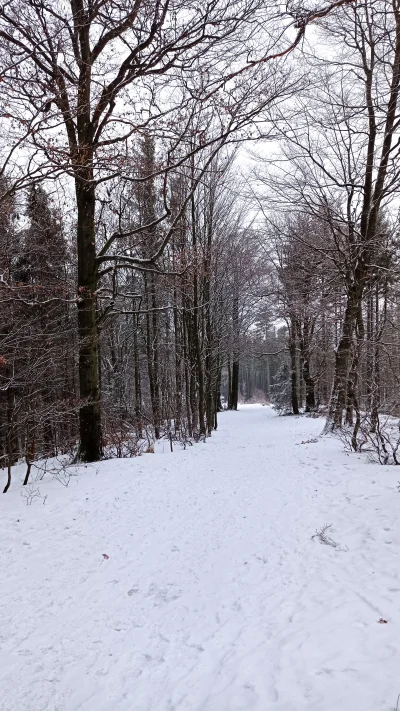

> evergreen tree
[270,363,292,415]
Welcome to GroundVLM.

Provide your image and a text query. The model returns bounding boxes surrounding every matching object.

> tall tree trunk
[193,287,206,434]
[350,307,364,449]
[303,366,316,412]
[370,282,382,433]
[182,314,193,437]
[230,360,239,411]
[76,182,102,461]
[204,256,214,434]
[345,345,356,426]
[227,356,232,409]
[289,316,299,415]
[229,294,239,411]
[366,289,374,414]
[298,319,316,412]
[191,190,206,435]
[144,274,160,439]
[185,304,199,433]
[324,284,363,432]
[214,357,222,427]
[151,274,161,436]
[173,292,182,435]
[133,312,142,438]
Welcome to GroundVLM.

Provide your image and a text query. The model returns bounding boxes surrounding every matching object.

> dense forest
[2,0,400,490]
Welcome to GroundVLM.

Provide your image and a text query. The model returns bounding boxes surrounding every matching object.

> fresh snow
[1,405,400,711]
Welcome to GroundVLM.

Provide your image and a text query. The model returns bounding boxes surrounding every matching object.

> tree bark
[298,319,316,412]
[289,317,299,415]
[173,292,182,435]
[133,312,142,438]
[76,181,102,462]
[229,294,239,411]
[324,283,363,432]
[230,360,239,411]
[144,273,160,439]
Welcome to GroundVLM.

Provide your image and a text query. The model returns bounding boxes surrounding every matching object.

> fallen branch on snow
[311,523,348,552]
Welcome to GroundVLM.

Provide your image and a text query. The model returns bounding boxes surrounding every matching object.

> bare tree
[254,0,400,429]
[0,0,356,460]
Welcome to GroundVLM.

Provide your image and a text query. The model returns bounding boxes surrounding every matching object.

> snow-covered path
[1,406,400,711]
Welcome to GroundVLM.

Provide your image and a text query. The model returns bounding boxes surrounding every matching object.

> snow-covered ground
[1,405,400,711]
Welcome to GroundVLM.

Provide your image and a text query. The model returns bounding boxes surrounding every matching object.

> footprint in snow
[147,582,181,606]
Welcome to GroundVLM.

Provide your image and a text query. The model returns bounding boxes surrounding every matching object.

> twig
[312,524,348,551]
